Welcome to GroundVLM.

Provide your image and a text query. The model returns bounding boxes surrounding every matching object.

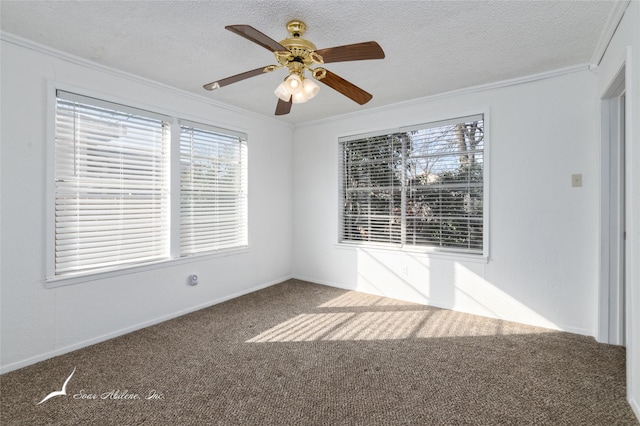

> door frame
[598,63,627,345]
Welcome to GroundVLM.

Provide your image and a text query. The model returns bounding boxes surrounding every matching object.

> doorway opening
[599,65,626,346]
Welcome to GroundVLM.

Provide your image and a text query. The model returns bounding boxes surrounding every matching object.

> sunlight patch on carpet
[247,308,548,343]
[318,291,418,308]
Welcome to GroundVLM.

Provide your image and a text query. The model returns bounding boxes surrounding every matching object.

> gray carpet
[1,279,637,425]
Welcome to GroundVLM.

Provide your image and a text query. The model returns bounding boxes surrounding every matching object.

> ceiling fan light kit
[203,20,385,115]
[275,74,319,104]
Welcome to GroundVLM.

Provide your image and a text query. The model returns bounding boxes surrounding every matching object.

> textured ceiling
[1,1,619,124]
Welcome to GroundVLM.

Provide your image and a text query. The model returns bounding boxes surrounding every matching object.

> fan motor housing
[275,20,318,67]
[278,38,317,65]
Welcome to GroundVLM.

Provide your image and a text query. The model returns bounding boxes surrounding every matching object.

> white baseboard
[0,275,292,374]
[293,275,355,291]
[630,393,640,422]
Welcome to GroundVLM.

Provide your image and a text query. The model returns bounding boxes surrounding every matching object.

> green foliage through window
[340,115,484,254]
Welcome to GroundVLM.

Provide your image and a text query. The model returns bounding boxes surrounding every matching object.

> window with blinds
[51,90,250,280]
[54,91,170,276]
[340,115,485,254]
[179,122,248,255]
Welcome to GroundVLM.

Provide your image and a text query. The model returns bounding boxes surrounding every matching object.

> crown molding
[296,63,591,129]
[590,0,631,65]
[0,31,294,130]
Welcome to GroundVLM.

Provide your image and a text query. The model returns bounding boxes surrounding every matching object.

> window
[51,90,247,280]
[180,121,247,255]
[340,114,485,255]
[54,91,170,276]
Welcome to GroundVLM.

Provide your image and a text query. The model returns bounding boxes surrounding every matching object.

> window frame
[337,111,490,261]
[46,82,249,287]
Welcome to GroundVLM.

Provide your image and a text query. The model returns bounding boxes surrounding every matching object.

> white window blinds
[54,91,170,276]
[179,121,248,256]
[340,115,484,254]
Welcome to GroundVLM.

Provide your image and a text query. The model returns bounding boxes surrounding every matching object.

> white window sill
[334,242,489,264]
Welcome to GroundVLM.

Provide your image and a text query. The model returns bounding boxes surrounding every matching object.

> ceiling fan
[203,20,385,116]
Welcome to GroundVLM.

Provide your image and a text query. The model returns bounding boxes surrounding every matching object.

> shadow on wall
[340,248,562,331]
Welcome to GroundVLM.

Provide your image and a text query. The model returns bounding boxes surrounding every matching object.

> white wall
[293,68,600,335]
[596,0,640,418]
[0,38,294,373]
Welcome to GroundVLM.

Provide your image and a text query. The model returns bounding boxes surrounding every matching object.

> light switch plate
[571,173,582,187]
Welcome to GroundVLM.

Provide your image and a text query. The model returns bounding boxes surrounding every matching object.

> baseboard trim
[630,393,640,422]
[293,275,355,291]
[0,275,292,374]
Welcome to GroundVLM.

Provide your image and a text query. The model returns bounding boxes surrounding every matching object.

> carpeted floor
[1,279,638,425]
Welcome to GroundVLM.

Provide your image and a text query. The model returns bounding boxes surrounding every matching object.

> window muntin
[340,115,484,254]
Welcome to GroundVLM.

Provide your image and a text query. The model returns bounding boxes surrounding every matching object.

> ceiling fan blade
[314,41,385,63]
[316,70,373,105]
[203,66,271,91]
[275,96,292,115]
[226,25,287,52]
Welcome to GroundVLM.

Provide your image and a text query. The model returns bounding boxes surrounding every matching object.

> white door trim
[598,63,626,345]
